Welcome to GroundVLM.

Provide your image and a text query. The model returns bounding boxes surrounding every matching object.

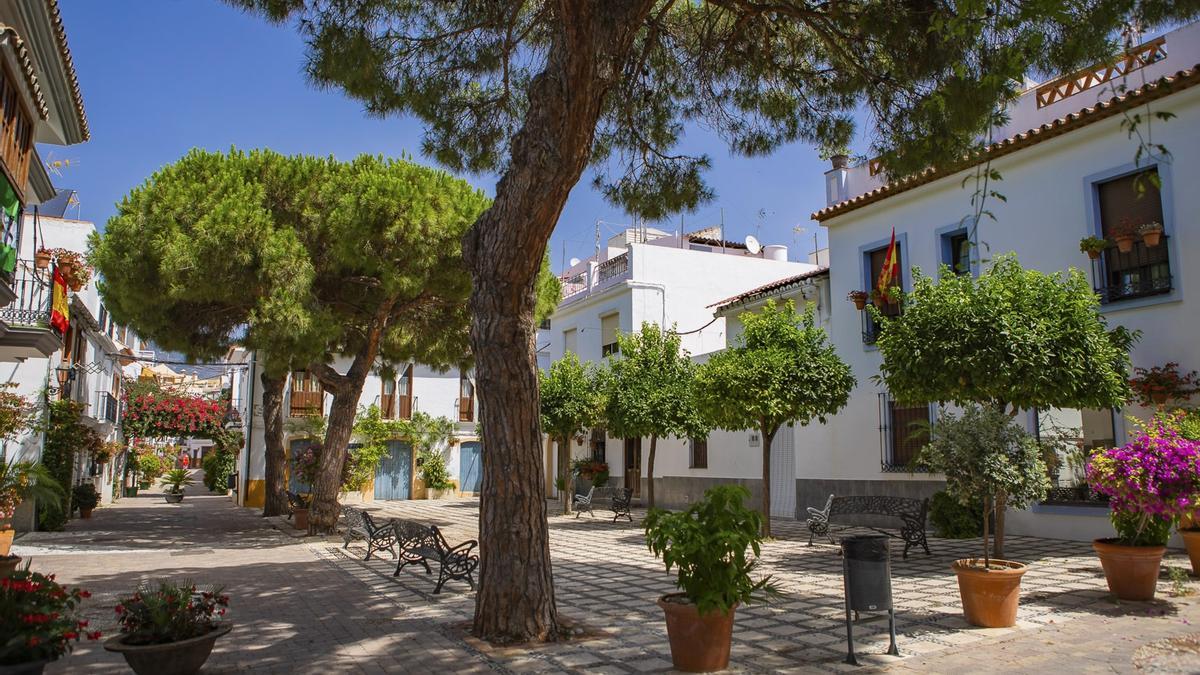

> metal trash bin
[840,535,899,664]
[227,472,238,492]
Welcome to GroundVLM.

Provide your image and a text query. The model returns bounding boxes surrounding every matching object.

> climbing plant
[38,400,97,530]
[122,392,225,439]
[350,406,455,489]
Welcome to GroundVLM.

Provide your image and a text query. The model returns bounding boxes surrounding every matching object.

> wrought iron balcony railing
[0,261,54,329]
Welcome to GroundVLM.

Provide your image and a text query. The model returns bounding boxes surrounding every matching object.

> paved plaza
[13,485,1200,673]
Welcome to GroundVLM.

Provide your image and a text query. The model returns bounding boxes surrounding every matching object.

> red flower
[63,631,78,640]
[86,631,102,640]
[79,590,91,598]
[27,637,39,647]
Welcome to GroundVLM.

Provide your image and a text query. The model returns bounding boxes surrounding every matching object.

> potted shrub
[1110,218,1138,253]
[1,459,63,564]
[1129,363,1198,408]
[161,469,194,504]
[1079,235,1108,260]
[33,248,52,270]
[104,580,231,675]
[419,452,455,499]
[72,483,100,519]
[644,485,777,672]
[48,249,90,291]
[1087,416,1200,600]
[1139,221,1164,247]
[0,567,101,672]
[918,404,1048,628]
[847,290,869,310]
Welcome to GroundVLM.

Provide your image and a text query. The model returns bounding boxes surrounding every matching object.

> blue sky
[55,1,842,272]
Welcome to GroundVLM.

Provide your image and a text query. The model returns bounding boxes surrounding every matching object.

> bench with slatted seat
[805,494,930,558]
[392,519,479,594]
[340,506,397,561]
[574,486,634,522]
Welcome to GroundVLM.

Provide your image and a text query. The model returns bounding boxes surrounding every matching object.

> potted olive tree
[644,485,777,672]
[105,580,231,675]
[1088,415,1200,600]
[919,404,1048,626]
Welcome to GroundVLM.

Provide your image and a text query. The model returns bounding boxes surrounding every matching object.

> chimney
[824,155,849,207]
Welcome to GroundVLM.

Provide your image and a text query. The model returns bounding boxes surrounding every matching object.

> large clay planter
[1094,538,1165,600]
[425,488,452,500]
[0,528,13,556]
[657,593,737,672]
[104,623,231,675]
[0,659,49,674]
[79,508,93,519]
[951,559,1026,628]
[293,508,309,531]
[0,554,20,576]
[1183,530,1200,576]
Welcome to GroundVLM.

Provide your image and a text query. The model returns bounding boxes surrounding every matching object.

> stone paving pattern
[13,482,1200,673]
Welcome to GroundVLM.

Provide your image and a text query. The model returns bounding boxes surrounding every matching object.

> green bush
[137,453,166,483]
[71,483,100,512]
[202,450,237,492]
[419,452,455,490]
[928,490,982,539]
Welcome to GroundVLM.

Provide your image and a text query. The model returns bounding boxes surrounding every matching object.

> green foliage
[162,469,195,494]
[874,255,1135,412]
[38,400,89,529]
[605,323,706,444]
[539,352,605,444]
[115,580,229,645]
[928,491,983,539]
[535,254,562,325]
[643,485,778,616]
[202,450,237,492]
[419,452,455,491]
[226,1,1190,217]
[0,384,33,441]
[137,453,167,483]
[695,301,854,438]
[71,483,101,512]
[1111,510,1173,547]
[0,458,63,524]
[918,404,1049,562]
[1176,409,1200,441]
[350,406,455,489]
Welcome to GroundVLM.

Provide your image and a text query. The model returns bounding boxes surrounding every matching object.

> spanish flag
[877,227,900,296]
[49,266,69,334]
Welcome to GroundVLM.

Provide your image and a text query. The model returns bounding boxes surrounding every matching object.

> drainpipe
[242,351,257,507]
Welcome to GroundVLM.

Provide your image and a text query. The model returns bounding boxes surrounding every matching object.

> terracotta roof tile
[811,64,1200,222]
[709,267,829,310]
[0,23,49,120]
[46,0,87,140]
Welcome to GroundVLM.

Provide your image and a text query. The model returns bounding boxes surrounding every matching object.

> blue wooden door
[459,442,482,494]
[288,439,315,493]
[373,440,412,500]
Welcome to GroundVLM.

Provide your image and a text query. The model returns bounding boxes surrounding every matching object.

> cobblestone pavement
[13,485,1200,673]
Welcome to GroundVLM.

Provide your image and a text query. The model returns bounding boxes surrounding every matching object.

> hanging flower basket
[34,249,51,269]
[847,290,869,311]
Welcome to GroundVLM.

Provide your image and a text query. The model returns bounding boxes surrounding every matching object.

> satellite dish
[568,257,581,267]
[744,235,762,255]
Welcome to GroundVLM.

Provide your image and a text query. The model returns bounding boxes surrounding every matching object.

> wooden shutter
[458,373,474,422]
[888,400,929,467]
[398,364,413,420]
[600,314,619,356]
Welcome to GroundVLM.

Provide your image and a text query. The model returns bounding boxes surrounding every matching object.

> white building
[227,347,482,509]
[706,23,1200,538]
[544,225,819,505]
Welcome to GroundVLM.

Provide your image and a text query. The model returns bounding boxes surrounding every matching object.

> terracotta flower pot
[0,658,48,674]
[0,554,20,576]
[104,623,231,675]
[0,528,13,557]
[33,251,51,270]
[1086,249,1102,260]
[853,297,867,310]
[657,594,737,672]
[79,508,93,519]
[57,260,75,278]
[1182,530,1200,576]
[1141,229,1162,247]
[951,558,1027,628]
[1114,235,1135,254]
[293,508,309,531]
[1093,538,1165,601]
[69,279,84,292]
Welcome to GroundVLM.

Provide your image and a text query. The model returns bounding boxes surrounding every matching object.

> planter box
[425,488,454,500]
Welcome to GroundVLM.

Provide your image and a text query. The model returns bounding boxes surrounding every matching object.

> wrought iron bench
[574,486,634,522]
[573,485,596,518]
[610,487,634,522]
[285,490,309,520]
[392,519,479,594]
[340,506,397,561]
[806,494,930,558]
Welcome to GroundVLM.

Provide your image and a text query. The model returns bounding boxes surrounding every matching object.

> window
[941,229,971,276]
[381,376,396,419]
[458,372,474,422]
[397,364,413,419]
[1096,168,1171,303]
[563,328,577,355]
[1037,407,1115,505]
[862,244,903,344]
[539,318,551,330]
[879,393,930,471]
[289,371,324,418]
[589,427,606,462]
[600,313,620,357]
[689,436,708,469]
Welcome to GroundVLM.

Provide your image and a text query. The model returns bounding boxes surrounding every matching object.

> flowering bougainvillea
[122,393,226,439]
[289,443,352,491]
[0,569,100,665]
[1088,416,1200,545]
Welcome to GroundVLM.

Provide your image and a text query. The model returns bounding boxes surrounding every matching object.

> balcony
[92,391,119,424]
[289,390,324,418]
[1093,237,1172,304]
[0,262,62,360]
[560,252,632,306]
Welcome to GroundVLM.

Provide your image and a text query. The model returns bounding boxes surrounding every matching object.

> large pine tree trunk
[461,2,658,643]
[761,425,774,538]
[646,435,657,510]
[308,382,365,534]
[260,372,287,517]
